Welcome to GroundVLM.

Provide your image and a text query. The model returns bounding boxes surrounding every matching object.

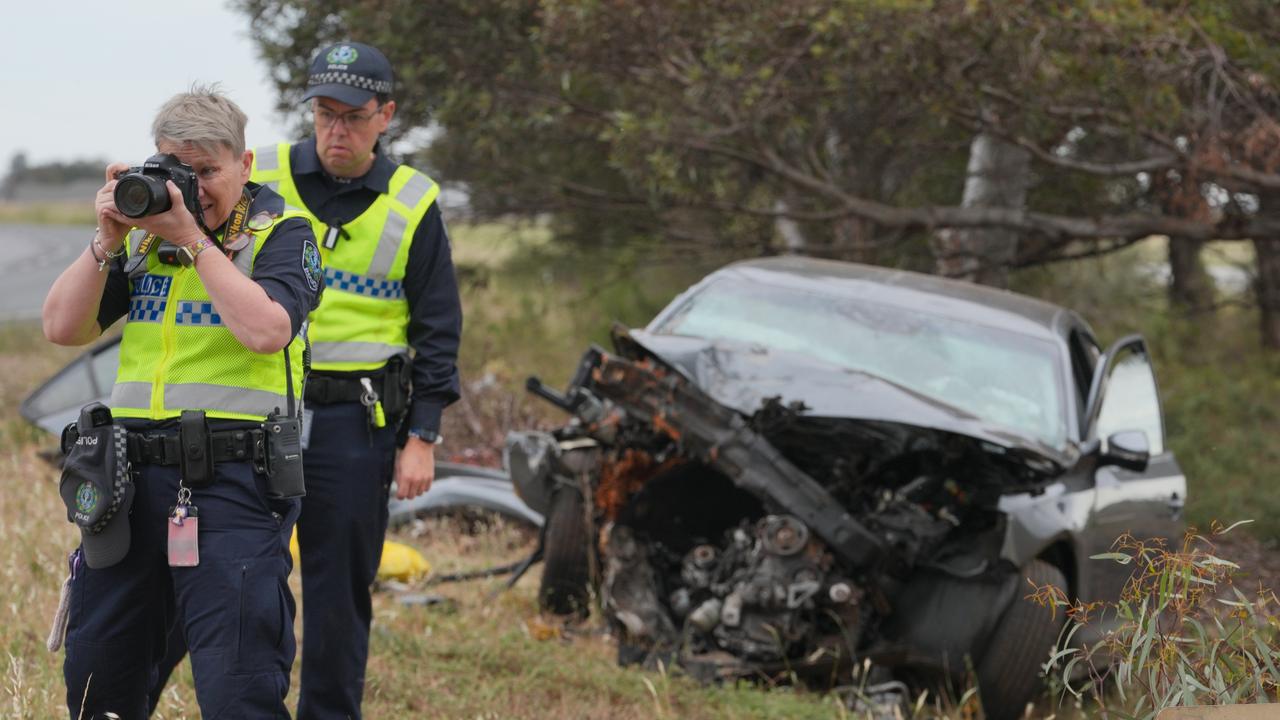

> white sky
[4,1,292,169]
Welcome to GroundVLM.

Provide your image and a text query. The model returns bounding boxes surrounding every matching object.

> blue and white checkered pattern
[173,302,224,327]
[308,71,393,95]
[325,268,403,299]
[128,297,167,323]
[128,274,171,323]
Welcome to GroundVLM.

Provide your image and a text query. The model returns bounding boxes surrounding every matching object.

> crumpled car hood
[626,330,1072,472]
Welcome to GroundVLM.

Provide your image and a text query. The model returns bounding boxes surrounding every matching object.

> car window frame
[1083,334,1168,454]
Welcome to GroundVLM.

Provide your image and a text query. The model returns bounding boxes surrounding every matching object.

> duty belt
[305,375,374,405]
[126,429,265,466]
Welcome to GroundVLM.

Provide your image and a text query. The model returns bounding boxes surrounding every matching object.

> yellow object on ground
[289,528,431,582]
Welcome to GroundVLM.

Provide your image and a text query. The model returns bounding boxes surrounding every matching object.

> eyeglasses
[314,104,385,130]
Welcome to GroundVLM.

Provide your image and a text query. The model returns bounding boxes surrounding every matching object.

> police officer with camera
[43,85,322,718]
[149,42,462,720]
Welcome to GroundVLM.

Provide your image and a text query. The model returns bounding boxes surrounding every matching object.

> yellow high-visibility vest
[110,210,309,421]
[251,142,439,372]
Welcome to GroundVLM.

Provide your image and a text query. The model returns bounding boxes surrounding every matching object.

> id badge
[300,408,314,451]
[167,506,200,567]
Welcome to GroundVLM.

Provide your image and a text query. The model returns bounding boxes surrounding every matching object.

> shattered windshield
[653,277,1067,447]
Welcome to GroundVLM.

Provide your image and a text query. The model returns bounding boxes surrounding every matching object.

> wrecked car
[505,256,1185,719]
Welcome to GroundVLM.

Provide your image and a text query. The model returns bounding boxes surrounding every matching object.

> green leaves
[1049,531,1280,718]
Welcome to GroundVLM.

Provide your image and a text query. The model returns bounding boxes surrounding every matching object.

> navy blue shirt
[96,183,321,336]
[288,138,462,435]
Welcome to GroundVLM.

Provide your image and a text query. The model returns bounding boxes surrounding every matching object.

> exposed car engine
[509,333,1065,687]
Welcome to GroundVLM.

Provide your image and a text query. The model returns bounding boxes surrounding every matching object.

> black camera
[113,153,203,222]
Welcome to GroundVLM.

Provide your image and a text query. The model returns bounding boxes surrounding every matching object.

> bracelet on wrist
[89,228,124,271]
[180,237,215,267]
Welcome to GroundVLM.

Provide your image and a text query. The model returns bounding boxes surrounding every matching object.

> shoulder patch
[302,239,323,293]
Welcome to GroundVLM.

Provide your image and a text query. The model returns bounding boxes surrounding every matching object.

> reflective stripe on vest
[112,382,289,418]
[251,141,437,372]
[311,341,408,364]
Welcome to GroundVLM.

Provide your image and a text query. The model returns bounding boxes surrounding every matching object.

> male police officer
[43,86,322,718]
[259,40,462,720]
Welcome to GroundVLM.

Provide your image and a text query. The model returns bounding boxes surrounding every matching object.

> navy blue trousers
[146,403,395,719]
[64,456,299,720]
[294,401,397,720]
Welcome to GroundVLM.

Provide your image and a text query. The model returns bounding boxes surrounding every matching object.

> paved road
[0,223,89,321]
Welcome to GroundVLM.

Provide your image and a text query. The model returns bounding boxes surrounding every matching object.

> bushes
[1038,524,1280,718]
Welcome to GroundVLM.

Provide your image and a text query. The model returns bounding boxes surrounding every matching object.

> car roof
[710,256,1072,342]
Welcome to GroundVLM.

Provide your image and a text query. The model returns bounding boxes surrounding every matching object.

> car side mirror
[1101,430,1150,472]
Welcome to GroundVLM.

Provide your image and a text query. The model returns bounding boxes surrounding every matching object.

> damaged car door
[1080,336,1187,615]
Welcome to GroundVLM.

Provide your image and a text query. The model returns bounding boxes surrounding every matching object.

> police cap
[302,42,394,108]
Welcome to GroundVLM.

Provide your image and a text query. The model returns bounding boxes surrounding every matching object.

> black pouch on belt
[381,354,411,425]
[59,402,135,569]
[263,413,305,499]
[179,410,216,489]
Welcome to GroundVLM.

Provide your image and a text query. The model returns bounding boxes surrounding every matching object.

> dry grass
[0,201,95,226]
[0,322,855,719]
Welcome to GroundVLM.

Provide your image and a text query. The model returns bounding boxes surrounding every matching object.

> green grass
[450,222,733,388]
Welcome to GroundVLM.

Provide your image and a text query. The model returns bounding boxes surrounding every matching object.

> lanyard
[217,190,252,254]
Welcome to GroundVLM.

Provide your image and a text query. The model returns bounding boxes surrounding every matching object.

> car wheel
[538,484,592,616]
[976,559,1066,720]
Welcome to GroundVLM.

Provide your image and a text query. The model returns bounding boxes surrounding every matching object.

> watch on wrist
[407,428,441,444]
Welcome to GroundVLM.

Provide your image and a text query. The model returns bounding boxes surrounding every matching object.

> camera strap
[122,230,160,276]
[215,191,252,255]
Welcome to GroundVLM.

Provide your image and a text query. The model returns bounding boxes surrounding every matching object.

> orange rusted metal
[651,413,681,441]
[595,448,683,520]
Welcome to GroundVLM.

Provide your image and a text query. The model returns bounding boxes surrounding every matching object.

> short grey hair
[152,83,247,157]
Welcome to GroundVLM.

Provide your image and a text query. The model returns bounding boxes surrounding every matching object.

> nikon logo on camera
[326,45,358,66]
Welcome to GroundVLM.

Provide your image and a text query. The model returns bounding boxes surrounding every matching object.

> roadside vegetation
[2,219,1275,717]
[0,201,94,226]
[1040,524,1280,716]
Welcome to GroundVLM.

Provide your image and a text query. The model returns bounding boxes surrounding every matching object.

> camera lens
[114,174,172,218]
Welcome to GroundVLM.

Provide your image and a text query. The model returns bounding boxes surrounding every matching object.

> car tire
[976,559,1066,720]
[538,484,592,616]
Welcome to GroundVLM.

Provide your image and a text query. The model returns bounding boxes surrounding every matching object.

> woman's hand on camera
[132,181,205,248]
[94,162,133,252]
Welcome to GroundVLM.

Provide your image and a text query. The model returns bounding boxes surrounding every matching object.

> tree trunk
[1168,239,1214,312]
[1151,169,1214,313]
[773,199,808,254]
[932,132,1030,288]
[1256,239,1280,350]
